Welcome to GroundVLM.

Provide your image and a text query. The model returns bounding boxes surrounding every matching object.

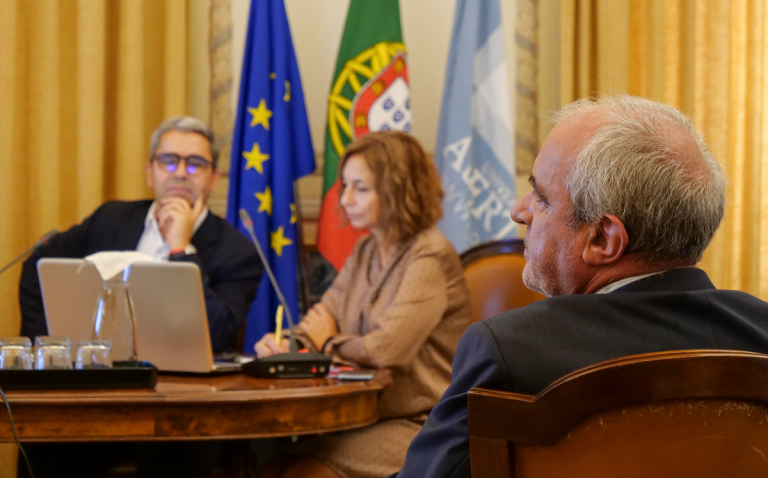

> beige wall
[229,0,519,242]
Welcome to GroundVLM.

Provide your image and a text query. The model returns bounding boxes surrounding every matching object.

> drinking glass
[75,340,112,370]
[35,336,73,370]
[0,337,32,370]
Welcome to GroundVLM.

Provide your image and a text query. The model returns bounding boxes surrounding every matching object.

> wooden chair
[460,240,544,323]
[468,350,768,478]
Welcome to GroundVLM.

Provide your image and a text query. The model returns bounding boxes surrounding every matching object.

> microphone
[239,209,299,354]
[0,230,58,276]
[238,209,331,378]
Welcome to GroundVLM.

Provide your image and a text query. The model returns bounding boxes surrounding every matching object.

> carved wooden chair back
[460,239,544,323]
[468,350,768,478]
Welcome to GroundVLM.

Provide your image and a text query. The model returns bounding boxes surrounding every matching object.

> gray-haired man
[20,116,263,353]
[18,117,263,478]
[392,96,768,478]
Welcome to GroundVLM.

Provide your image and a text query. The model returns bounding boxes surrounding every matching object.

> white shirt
[594,271,667,294]
[135,202,208,261]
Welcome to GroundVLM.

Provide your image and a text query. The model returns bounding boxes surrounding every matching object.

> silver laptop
[37,258,240,373]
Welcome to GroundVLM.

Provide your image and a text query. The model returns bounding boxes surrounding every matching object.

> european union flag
[227,0,315,352]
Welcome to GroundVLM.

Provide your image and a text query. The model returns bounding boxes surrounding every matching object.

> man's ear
[207,169,222,197]
[145,162,154,189]
[582,213,629,265]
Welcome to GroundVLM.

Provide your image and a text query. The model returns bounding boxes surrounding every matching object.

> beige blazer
[316,226,471,420]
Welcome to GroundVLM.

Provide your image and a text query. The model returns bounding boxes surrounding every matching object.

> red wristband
[169,247,186,255]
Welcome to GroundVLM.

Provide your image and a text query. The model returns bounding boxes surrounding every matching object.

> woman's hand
[299,303,339,351]
[254,333,290,358]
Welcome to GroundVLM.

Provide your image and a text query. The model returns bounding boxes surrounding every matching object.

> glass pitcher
[91,267,138,361]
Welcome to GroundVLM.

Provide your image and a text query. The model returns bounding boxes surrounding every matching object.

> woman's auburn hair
[339,131,444,244]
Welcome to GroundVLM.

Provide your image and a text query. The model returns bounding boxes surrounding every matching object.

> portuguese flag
[316,0,411,271]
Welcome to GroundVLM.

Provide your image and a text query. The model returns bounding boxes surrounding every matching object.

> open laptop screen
[38,259,214,373]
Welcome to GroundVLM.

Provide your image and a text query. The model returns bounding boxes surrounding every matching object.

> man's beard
[161,180,194,202]
[522,232,558,298]
[522,263,555,298]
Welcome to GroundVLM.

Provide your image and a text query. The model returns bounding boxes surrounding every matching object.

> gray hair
[554,95,727,264]
[149,116,219,169]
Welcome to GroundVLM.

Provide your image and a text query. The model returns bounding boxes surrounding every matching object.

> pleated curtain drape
[0,1,194,472]
[561,0,768,298]
[0,0,192,337]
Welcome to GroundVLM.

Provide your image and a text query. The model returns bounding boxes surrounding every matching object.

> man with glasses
[20,116,263,355]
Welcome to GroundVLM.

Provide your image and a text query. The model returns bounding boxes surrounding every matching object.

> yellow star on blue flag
[248,99,272,129]
[255,187,273,215]
[243,142,269,173]
[226,0,316,351]
[271,226,293,256]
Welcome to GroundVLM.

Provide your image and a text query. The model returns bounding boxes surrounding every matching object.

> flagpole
[293,181,312,313]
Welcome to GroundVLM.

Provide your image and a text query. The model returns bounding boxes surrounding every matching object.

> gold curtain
[0,1,194,473]
[0,0,192,332]
[561,0,768,298]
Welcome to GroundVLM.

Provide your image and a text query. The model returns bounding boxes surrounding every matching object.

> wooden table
[0,370,392,442]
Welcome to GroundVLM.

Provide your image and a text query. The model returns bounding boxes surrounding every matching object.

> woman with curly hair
[257,131,471,478]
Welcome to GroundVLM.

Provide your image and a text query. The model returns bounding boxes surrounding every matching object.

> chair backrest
[468,350,768,478]
[460,240,544,323]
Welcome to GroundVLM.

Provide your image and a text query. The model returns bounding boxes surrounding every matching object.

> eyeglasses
[153,154,213,175]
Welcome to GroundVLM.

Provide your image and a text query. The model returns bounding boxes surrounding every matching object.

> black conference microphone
[0,229,59,276]
[238,209,331,379]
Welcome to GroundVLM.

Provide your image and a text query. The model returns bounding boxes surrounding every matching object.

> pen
[275,305,284,343]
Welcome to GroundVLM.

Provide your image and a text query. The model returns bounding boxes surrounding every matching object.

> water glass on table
[0,337,33,370]
[35,336,73,370]
[76,340,112,370]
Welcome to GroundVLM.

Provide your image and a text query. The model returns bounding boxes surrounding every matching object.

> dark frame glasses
[153,153,213,175]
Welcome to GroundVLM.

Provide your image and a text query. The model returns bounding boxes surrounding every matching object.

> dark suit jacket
[19,200,263,352]
[393,268,768,478]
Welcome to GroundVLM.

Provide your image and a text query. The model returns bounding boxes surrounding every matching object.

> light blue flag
[436,0,517,253]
